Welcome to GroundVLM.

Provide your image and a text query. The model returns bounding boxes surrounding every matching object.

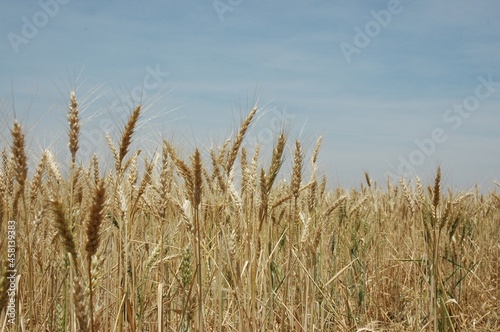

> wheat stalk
[85,177,106,332]
[10,120,35,325]
[191,148,204,330]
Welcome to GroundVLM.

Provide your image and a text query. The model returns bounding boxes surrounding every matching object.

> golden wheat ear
[226,107,258,176]
[68,91,80,164]
[85,178,106,258]
[266,132,286,193]
[119,105,142,170]
[50,200,79,274]
[192,148,203,207]
[10,120,28,190]
[291,140,302,199]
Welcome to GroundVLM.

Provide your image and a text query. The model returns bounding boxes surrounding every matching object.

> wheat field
[0,92,498,331]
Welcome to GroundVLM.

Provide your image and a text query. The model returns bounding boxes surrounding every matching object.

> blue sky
[1,0,499,191]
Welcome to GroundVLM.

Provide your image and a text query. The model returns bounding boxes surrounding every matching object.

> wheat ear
[210,148,226,192]
[364,171,371,189]
[166,142,194,202]
[50,200,79,275]
[11,120,28,190]
[226,107,257,175]
[30,151,46,213]
[68,91,80,164]
[85,178,106,257]
[432,166,441,226]
[291,140,302,199]
[267,132,286,192]
[119,105,141,169]
[192,149,203,207]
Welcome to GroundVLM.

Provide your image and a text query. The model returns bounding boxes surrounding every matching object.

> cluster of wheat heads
[0,92,498,331]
